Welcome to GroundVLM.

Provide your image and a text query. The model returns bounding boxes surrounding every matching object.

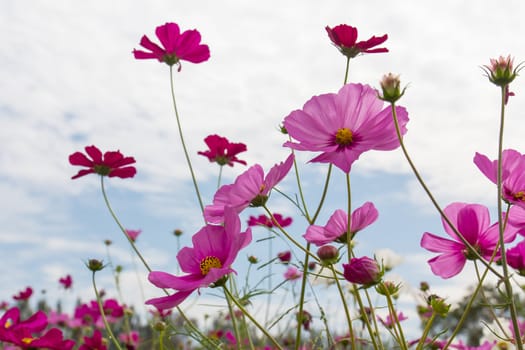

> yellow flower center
[335,128,354,146]
[514,191,525,201]
[22,337,33,345]
[200,256,222,275]
[4,319,12,329]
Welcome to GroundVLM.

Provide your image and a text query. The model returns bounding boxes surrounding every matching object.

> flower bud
[428,295,450,317]
[316,245,339,266]
[277,250,292,264]
[343,256,383,287]
[248,255,259,264]
[173,229,183,237]
[375,281,401,298]
[482,55,521,86]
[378,73,406,103]
[86,259,105,272]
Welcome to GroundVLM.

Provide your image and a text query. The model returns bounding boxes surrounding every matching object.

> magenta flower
[283,83,409,173]
[198,134,247,167]
[474,150,525,209]
[133,22,210,70]
[303,202,379,246]
[343,256,382,286]
[421,202,518,278]
[13,287,33,301]
[69,145,136,180]
[146,207,252,310]
[326,24,388,58]
[284,267,302,281]
[507,239,525,275]
[79,330,107,350]
[204,154,294,224]
[58,275,73,290]
[125,229,142,242]
[378,311,408,329]
[247,213,293,228]
[119,331,139,350]
[277,250,292,264]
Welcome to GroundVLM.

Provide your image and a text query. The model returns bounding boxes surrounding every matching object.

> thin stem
[495,85,523,350]
[223,286,283,350]
[330,265,356,350]
[382,285,407,350]
[345,172,352,262]
[364,290,384,350]
[169,66,205,215]
[265,229,273,327]
[389,103,503,278]
[290,149,311,222]
[311,164,333,224]
[352,285,380,350]
[343,57,350,85]
[415,312,437,350]
[293,242,312,350]
[217,165,224,190]
[91,271,124,350]
[224,285,242,350]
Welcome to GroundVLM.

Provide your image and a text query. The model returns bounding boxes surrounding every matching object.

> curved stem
[169,66,205,215]
[293,242,311,350]
[92,271,124,350]
[389,103,503,278]
[311,164,333,224]
[223,286,283,350]
[290,149,311,222]
[352,285,380,350]
[415,312,437,350]
[382,285,407,350]
[223,285,242,350]
[495,85,523,350]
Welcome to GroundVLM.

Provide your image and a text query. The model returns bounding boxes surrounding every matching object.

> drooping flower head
[303,202,379,246]
[133,22,210,70]
[69,145,136,180]
[198,134,247,167]
[283,83,409,173]
[326,24,388,59]
[146,207,252,310]
[421,202,518,278]
[247,213,293,228]
[58,275,73,290]
[204,154,294,224]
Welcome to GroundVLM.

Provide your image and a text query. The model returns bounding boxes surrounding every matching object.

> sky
[2,0,525,341]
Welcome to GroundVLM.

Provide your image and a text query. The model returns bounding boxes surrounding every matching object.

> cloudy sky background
[2,0,525,340]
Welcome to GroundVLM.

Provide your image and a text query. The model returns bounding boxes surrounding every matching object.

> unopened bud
[316,245,339,266]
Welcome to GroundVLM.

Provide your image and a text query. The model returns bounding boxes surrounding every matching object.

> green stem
[330,265,356,350]
[169,66,205,215]
[223,286,283,350]
[343,57,350,85]
[352,285,380,350]
[217,165,224,190]
[293,242,311,350]
[91,271,124,350]
[382,285,407,350]
[389,103,503,278]
[224,285,242,350]
[364,290,384,350]
[345,172,352,262]
[415,312,437,350]
[495,85,523,350]
[311,164,333,224]
[290,149,311,222]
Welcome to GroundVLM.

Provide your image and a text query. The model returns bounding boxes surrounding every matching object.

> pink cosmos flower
[13,287,32,301]
[421,202,518,278]
[475,150,525,210]
[58,275,73,290]
[343,256,382,286]
[277,250,292,264]
[125,229,142,242]
[378,312,408,329]
[283,83,409,173]
[146,207,252,310]
[506,239,525,275]
[284,267,302,281]
[198,134,247,167]
[69,145,136,180]
[204,154,294,224]
[303,202,379,246]
[119,331,139,350]
[326,24,388,58]
[247,213,293,228]
[79,330,107,350]
[133,22,210,70]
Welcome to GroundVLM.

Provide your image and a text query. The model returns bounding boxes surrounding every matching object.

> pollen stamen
[200,256,222,275]
[335,128,354,146]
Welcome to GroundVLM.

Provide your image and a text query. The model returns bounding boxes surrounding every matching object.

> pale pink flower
[421,202,518,278]
[283,83,409,173]
[303,202,378,246]
[284,267,302,281]
[204,155,294,224]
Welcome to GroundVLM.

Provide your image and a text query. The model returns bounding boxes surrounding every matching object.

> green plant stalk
[290,148,312,222]
[415,312,437,350]
[223,286,283,350]
[92,271,124,350]
[100,177,211,346]
[217,165,224,190]
[382,285,407,350]
[265,228,273,327]
[495,85,523,350]
[169,66,205,215]
[345,172,353,262]
[293,242,312,350]
[363,290,385,350]
[223,284,243,350]
[389,103,503,278]
[330,265,356,350]
[343,57,350,85]
[352,285,380,350]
